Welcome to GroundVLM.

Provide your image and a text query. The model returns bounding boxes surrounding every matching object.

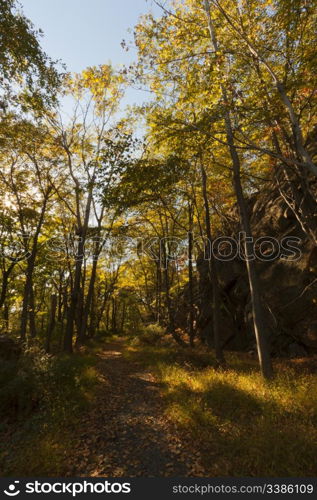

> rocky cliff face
[195,183,317,357]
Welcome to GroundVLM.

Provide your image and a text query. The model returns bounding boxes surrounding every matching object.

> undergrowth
[2,337,316,477]
[0,345,98,476]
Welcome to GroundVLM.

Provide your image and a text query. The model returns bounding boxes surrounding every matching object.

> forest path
[68,339,206,477]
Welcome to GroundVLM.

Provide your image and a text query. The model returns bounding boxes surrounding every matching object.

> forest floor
[66,338,206,476]
[1,337,317,476]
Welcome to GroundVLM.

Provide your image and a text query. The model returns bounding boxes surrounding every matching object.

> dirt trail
[68,340,206,477]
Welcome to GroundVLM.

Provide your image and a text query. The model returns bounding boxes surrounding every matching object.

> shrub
[0,344,98,476]
[0,345,97,421]
[0,347,50,419]
[131,323,166,346]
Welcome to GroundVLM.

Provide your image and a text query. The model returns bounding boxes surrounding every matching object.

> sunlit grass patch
[124,344,317,476]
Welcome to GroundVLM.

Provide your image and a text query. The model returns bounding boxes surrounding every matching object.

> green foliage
[130,323,166,346]
[0,0,62,110]
[0,346,98,475]
[0,348,49,419]
[0,346,97,421]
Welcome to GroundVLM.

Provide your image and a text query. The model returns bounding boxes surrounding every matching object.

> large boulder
[196,182,317,355]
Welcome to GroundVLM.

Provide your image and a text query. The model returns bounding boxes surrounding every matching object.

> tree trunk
[111,297,117,332]
[0,262,15,310]
[20,254,36,341]
[29,282,37,338]
[64,184,94,352]
[80,250,98,340]
[88,291,97,338]
[155,260,162,324]
[105,300,110,332]
[57,277,63,324]
[188,202,195,347]
[20,195,48,341]
[45,294,57,354]
[120,302,126,333]
[204,0,273,378]
[63,236,85,352]
[162,244,187,347]
[200,161,225,365]
[3,304,9,332]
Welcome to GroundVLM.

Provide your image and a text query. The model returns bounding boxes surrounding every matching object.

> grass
[124,343,317,476]
[0,345,99,476]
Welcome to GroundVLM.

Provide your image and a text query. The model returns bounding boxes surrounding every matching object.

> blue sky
[21,0,160,107]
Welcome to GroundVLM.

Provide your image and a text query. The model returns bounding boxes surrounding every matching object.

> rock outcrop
[195,183,317,356]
